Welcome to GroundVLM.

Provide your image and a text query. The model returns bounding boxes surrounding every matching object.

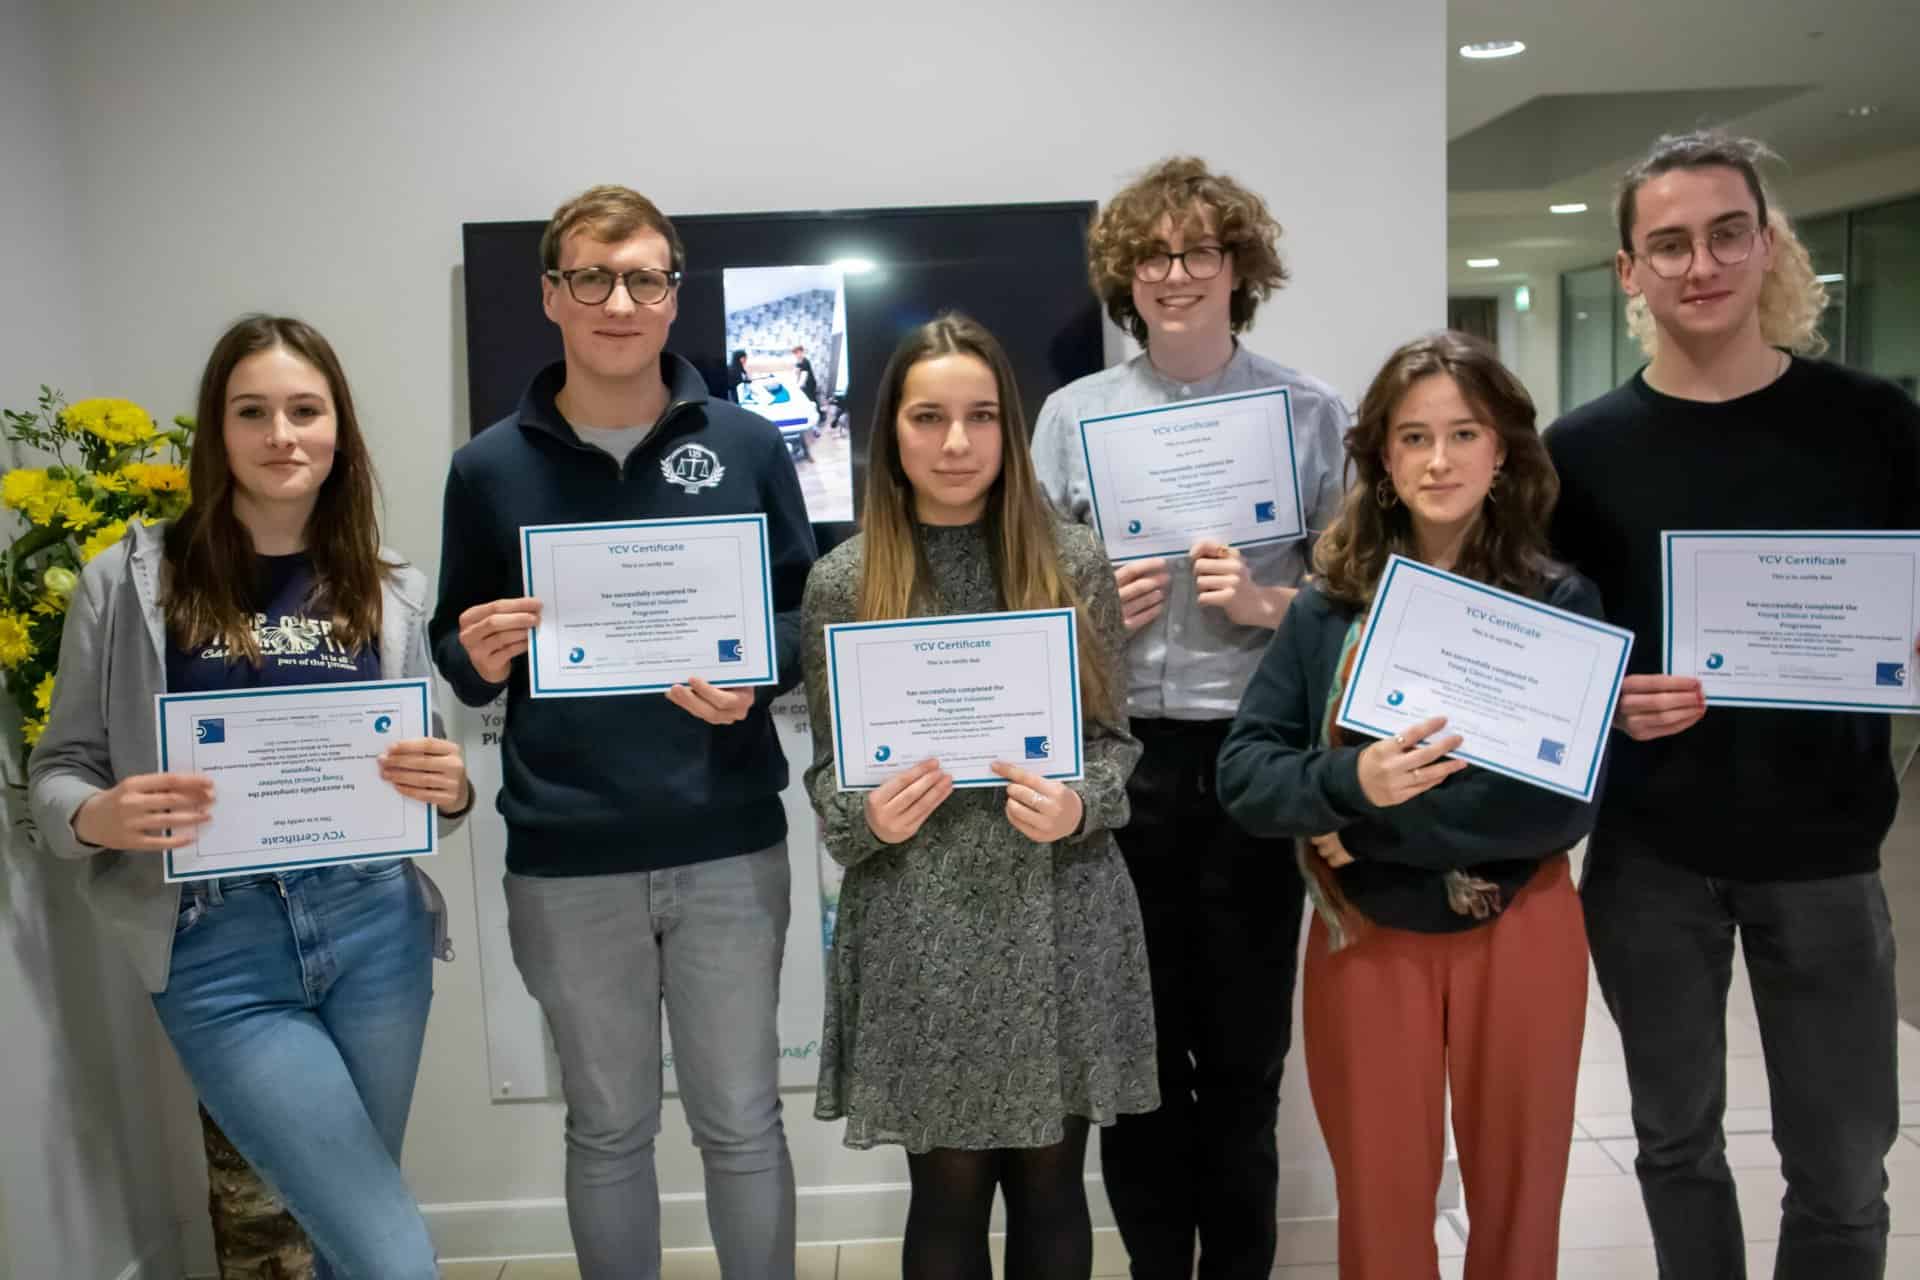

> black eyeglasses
[545,266,682,305]
[1133,244,1230,283]
[1634,224,1760,280]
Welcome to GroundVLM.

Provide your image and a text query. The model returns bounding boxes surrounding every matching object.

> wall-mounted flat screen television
[461,201,1105,550]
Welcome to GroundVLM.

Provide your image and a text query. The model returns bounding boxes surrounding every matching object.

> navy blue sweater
[431,356,818,875]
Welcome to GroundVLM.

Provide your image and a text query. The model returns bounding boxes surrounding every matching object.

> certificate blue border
[156,678,436,881]
[825,608,1084,790]
[1336,556,1633,802]
[1076,386,1305,563]
[1662,530,1920,713]
[520,514,777,695]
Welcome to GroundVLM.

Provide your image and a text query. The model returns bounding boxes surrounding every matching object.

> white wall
[0,2,184,1278]
[26,0,1446,1268]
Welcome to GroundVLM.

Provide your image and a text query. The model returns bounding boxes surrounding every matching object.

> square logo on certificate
[1024,735,1051,760]
[1876,662,1907,687]
[195,718,225,744]
[1254,500,1277,523]
[1537,738,1566,766]
[718,639,743,662]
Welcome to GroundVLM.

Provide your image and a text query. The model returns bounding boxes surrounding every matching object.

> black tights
[902,1117,1093,1280]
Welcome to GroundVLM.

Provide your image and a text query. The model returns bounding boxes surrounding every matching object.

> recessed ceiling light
[1550,202,1589,215]
[1841,104,1880,118]
[1459,40,1526,60]
[1466,258,1501,269]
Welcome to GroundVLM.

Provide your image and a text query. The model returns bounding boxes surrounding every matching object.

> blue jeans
[506,844,796,1280]
[1582,832,1898,1280]
[152,863,436,1279]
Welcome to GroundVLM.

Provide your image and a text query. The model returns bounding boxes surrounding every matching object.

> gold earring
[1375,477,1399,509]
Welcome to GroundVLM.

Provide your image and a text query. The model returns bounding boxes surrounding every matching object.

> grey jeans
[1582,832,1899,1280]
[506,844,796,1280]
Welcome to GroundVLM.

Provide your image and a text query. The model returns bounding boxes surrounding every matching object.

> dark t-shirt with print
[166,553,380,692]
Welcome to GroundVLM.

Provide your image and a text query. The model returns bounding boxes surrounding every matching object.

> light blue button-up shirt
[1032,345,1350,720]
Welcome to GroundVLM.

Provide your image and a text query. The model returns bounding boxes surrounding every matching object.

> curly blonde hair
[1625,206,1830,358]
[1087,157,1289,345]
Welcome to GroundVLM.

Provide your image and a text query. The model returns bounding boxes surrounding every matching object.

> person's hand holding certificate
[1336,556,1633,801]
[521,514,777,698]
[826,609,1084,791]
[154,678,437,882]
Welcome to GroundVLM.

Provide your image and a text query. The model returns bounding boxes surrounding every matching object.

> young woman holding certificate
[1217,332,1599,1280]
[29,315,470,1278]
[800,313,1157,1280]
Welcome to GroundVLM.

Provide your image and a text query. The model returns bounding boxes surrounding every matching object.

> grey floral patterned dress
[802,517,1160,1152]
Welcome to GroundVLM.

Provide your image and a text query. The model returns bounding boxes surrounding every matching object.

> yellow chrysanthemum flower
[79,519,128,564]
[20,716,47,748]
[33,673,53,713]
[65,398,157,447]
[31,594,64,617]
[121,461,189,494]
[2,468,50,510]
[0,613,33,667]
[91,471,131,495]
[57,496,102,530]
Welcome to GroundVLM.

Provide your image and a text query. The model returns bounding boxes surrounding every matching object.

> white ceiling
[1447,0,1920,290]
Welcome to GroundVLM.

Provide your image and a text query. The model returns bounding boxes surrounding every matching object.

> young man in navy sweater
[432,185,815,1280]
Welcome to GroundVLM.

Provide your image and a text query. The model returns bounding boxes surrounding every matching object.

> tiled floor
[443,805,1920,1280]
[441,987,1920,1278]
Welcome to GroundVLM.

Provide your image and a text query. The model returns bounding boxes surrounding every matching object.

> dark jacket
[430,354,817,875]
[1217,573,1604,933]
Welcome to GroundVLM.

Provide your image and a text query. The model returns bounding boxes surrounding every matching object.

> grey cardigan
[28,520,460,992]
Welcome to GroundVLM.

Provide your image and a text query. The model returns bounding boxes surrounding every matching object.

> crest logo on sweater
[661,443,725,494]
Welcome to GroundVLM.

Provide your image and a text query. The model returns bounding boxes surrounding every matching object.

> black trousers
[1100,717,1307,1280]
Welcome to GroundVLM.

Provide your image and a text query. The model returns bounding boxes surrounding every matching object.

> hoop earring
[1486,468,1505,506]
[1375,477,1399,510]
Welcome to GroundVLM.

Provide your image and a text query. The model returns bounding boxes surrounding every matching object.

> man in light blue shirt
[1032,156,1347,1279]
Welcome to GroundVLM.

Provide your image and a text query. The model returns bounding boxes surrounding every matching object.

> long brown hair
[165,315,388,661]
[856,313,1116,725]
[1314,331,1561,606]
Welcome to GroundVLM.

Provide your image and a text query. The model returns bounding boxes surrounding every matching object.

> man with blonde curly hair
[1032,157,1347,1278]
[1546,130,1920,1280]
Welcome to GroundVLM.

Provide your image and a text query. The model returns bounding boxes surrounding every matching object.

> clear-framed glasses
[1635,224,1760,280]
[545,265,682,305]
[1133,244,1230,283]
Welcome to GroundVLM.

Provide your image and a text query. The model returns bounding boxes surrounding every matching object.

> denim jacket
[28,520,460,992]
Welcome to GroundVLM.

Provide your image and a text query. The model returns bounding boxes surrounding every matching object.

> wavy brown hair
[1088,156,1290,346]
[165,315,389,662]
[857,313,1116,726]
[1314,331,1562,606]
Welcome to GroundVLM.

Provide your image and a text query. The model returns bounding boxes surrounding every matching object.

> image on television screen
[722,264,854,524]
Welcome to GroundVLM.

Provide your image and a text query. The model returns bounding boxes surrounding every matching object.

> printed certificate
[1336,556,1633,801]
[157,679,435,882]
[826,609,1083,791]
[1078,387,1304,562]
[522,515,776,697]
[1663,531,1920,713]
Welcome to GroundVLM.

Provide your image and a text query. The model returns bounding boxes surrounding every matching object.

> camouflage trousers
[201,1104,316,1279]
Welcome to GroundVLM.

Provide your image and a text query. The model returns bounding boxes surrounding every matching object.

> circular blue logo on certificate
[1127,519,1143,535]
[1386,690,1406,707]
[1705,652,1725,670]
[373,715,392,734]
[568,647,586,664]
[873,745,892,763]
